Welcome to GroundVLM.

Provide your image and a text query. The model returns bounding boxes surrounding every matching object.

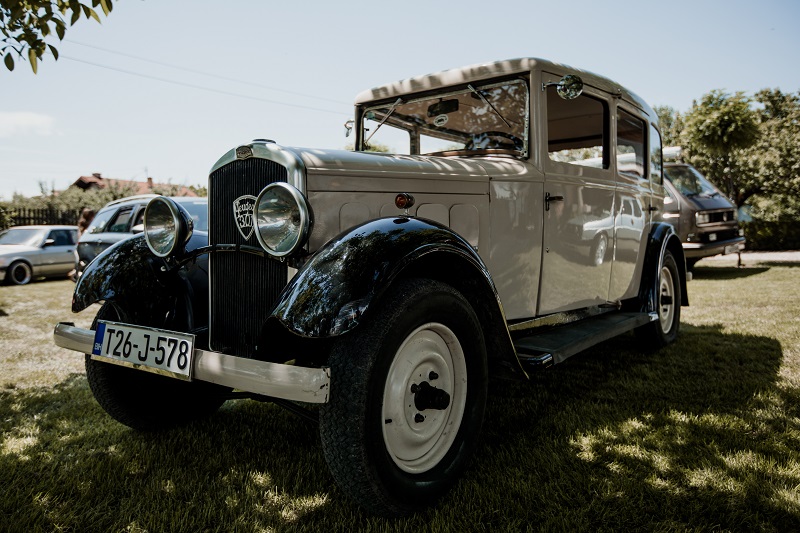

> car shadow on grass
[691,266,771,280]
[1,324,798,532]
[480,323,799,531]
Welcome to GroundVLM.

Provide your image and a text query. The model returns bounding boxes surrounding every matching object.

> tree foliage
[654,105,684,147]
[673,89,800,209]
[1,0,114,73]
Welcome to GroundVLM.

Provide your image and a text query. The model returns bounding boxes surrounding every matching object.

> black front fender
[271,217,499,338]
[72,232,209,333]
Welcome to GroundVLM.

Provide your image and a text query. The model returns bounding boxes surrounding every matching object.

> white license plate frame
[91,321,195,381]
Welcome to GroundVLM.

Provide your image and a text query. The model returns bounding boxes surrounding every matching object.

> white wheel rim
[382,322,468,474]
[658,265,675,334]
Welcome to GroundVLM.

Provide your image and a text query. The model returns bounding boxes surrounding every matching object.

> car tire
[636,249,681,347]
[85,302,229,431]
[319,278,488,517]
[6,261,32,285]
[590,233,608,266]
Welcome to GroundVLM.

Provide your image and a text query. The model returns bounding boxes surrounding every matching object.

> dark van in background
[662,147,745,269]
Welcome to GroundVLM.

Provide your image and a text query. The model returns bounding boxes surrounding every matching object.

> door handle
[545,192,564,212]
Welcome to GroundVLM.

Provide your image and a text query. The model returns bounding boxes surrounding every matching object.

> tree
[679,90,759,207]
[653,105,684,147]
[1,0,114,73]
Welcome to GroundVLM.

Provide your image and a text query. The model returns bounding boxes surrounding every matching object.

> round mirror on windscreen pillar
[556,74,583,100]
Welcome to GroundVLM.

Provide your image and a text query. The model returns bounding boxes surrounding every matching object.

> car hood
[0,244,39,256]
[684,194,735,211]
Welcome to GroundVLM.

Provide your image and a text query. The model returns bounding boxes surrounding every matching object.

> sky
[1,0,799,200]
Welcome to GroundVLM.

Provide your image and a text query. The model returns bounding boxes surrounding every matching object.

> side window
[547,88,608,168]
[86,208,116,235]
[48,229,74,246]
[108,207,134,233]
[616,108,646,179]
[649,124,663,185]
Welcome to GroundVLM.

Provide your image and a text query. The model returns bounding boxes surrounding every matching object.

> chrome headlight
[695,212,711,225]
[144,197,194,257]
[254,183,311,257]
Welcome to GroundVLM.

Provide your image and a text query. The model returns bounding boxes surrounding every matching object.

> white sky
[1,0,798,199]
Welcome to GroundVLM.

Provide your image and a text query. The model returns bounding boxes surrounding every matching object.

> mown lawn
[1,264,799,532]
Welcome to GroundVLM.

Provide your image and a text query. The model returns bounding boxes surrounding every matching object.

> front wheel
[6,261,32,285]
[636,249,681,347]
[319,278,488,517]
[85,302,229,431]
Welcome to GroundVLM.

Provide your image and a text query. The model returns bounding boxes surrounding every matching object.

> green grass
[1,265,799,532]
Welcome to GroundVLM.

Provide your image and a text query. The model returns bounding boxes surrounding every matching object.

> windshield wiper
[364,97,403,145]
[468,84,511,128]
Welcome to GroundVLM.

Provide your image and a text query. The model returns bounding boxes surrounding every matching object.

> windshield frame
[357,77,530,159]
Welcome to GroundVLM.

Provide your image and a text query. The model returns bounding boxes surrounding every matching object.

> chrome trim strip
[209,140,307,192]
[54,322,330,404]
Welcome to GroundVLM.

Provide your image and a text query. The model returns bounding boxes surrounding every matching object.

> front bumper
[54,322,330,403]
[683,236,745,259]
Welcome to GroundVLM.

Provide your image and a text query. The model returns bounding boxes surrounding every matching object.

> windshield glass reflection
[362,79,529,157]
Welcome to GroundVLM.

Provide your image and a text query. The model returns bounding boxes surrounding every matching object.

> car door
[39,229,77,276]
[538,74,615,314]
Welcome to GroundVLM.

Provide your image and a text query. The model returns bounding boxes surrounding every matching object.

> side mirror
[43,238,55,247]
[131,224,144,234]
[344,120,354,138]
[543,74,584,100]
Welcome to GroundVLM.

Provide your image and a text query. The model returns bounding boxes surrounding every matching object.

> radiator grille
[209,158,288,357]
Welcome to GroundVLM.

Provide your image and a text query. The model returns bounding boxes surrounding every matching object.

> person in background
[70,208,96,280]
[77,208,96,237]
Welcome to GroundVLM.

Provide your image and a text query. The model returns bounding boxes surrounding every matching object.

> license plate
[91,321,195,380]
[708,233,717,242]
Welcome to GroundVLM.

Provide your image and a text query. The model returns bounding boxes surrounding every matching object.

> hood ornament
[233,195,257,240]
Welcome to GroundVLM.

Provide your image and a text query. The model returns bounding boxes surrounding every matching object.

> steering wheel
[465,131,524,151]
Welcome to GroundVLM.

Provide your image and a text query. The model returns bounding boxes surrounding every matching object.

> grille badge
[236,145,253,159]
[233,195,257,240]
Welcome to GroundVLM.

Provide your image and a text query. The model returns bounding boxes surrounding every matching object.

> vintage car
[0,225,78,285]
[54,58,688,516]
[661,147,745,269]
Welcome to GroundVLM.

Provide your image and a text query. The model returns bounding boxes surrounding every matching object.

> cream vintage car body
[54,58,687,516]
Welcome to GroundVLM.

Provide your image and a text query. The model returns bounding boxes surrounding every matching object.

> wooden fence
[0,207,80,230]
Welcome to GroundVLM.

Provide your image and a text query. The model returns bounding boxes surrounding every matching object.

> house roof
[71,173,198,197]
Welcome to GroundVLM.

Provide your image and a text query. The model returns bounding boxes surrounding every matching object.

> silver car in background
[0,225,78,285]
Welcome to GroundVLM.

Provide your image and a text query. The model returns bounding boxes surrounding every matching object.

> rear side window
[616,108,646,179]
[649,124,663,185]
[547,89,608,168]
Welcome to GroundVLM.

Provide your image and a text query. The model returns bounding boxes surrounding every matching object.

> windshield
[0,228,46,246]
[664,165,720,197]
[361,78,529,156]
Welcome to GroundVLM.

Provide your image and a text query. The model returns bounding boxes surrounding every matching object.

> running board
[514,312,656,371]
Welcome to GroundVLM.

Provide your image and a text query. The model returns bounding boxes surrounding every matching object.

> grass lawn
[1,264,799,532]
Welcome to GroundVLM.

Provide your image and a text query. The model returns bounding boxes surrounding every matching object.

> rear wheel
[85,302,229,431]
[7,261,32,285]
[636,249,681,347]
[319,278,487,516]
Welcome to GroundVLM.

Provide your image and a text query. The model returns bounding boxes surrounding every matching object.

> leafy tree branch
[1,0,114,73]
